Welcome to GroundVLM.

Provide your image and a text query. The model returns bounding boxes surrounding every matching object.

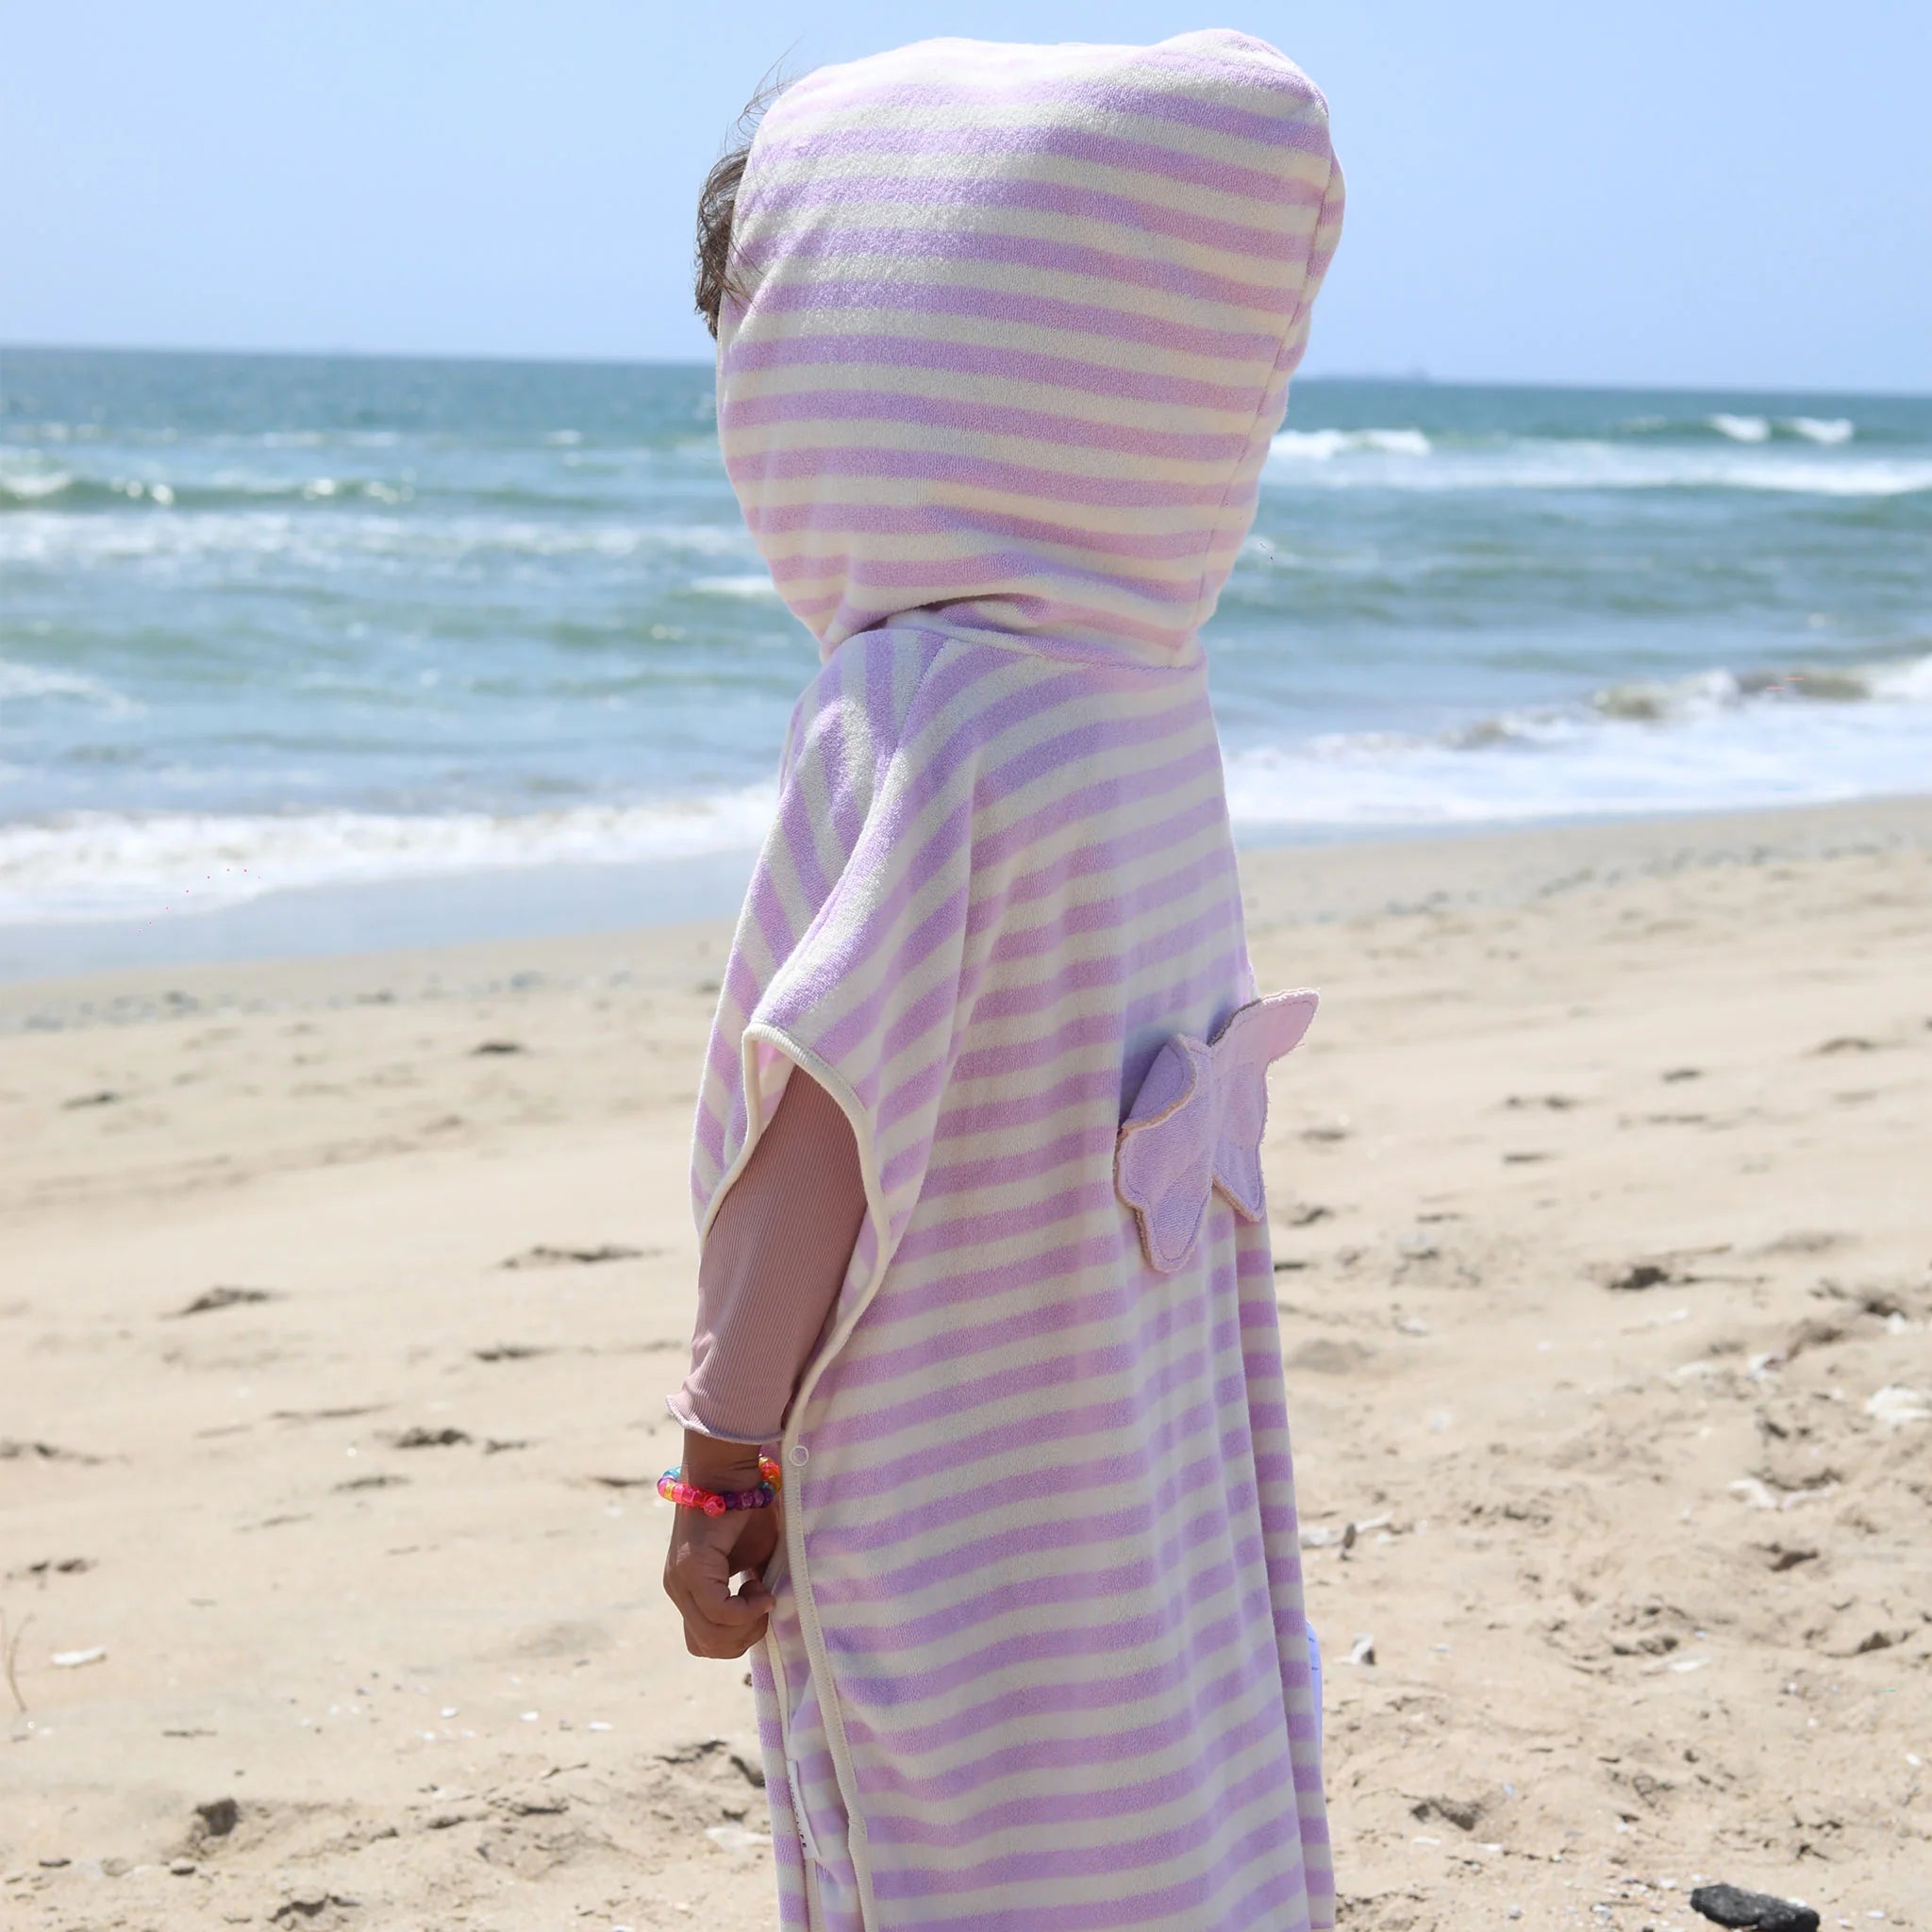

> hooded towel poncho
[691,29,1344,1931]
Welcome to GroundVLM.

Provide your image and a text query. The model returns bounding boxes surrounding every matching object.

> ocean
[3,346,1928,960]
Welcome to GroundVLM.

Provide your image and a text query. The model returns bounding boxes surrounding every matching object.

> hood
[715,30,1344,665]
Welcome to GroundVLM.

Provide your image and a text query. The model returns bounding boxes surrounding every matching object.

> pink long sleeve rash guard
[669,1071,865,1444]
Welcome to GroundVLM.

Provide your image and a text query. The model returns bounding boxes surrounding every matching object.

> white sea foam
[1784,416,1855,444]
[0,789,780,924]
[0,657,136,712]
[1872,654,1932,702]
[0,463,75,502]
[1261,434,1932,496]
[1707,413,1772,442]
[1224,653,1932,832]
[1270,427,1432,460]
[0,510,754,568]
[690,574,782,599]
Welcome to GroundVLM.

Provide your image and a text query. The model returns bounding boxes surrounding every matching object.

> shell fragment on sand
[1864,1384,1930,1428]
[704,1824,772,1851]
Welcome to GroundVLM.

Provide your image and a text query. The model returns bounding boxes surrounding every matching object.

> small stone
[101,1857,131,1876]
[390,1426,472,1449]
[170,1858,198,1875]
[1690,1881,1822,1932]
[38,1857,70,1869]
[1348,1633,1376,1667]
[1606,1261,1675,1293]
[195,1796,241,1838]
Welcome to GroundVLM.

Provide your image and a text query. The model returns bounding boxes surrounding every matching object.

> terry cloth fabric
[691,28,1344,1932]
[673,1069,867,1444]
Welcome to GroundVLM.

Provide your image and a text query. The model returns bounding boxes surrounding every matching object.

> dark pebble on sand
[1690,1881,1821,1932]
[195,1797,240,1838]
[1605,1261,1674,1292]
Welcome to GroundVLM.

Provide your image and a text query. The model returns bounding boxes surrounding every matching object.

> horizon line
[2,340,1926,403]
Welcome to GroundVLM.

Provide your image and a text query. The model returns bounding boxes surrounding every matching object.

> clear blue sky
[7,0,1927,391]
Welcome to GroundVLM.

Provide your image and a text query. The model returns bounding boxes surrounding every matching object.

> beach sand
[3,797,1928,1931]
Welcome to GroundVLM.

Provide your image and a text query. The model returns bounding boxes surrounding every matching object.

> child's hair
[694,82,786,338]
[693,143,750,338]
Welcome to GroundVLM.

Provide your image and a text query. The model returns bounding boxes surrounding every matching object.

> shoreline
[6,790,1930,1024]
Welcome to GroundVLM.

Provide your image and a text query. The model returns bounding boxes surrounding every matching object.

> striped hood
[714,30,1344,665]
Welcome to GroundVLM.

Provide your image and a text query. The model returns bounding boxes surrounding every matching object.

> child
[661,30,1344,1931]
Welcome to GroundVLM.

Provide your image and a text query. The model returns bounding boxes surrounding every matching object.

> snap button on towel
[1114,991,1318,1273]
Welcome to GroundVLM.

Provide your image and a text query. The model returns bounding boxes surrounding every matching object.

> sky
[6,0,1928,391]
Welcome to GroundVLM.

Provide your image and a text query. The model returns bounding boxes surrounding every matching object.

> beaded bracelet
[658,1454,783,1518]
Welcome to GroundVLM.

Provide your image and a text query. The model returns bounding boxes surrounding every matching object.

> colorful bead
[658,1455,783,1516]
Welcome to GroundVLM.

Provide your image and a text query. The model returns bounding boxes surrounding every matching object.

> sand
[3,796,1928,1931]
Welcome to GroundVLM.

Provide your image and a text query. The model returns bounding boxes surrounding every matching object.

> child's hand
[661,1433,780,1659]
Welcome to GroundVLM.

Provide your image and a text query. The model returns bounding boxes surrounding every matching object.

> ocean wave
[1785,416,1856,444]
[8,653,1926,924]
[0,508,754,568]
[1224,652,1932,830]
[0,460,722,518]
[1269,427,1432,460]
[0,470,411,513]
[689,574,782,599]
[0,465,77,507]
[0,657,137,711]
[0,791,780,924]
[1261,432,1932,496]
[1614,414,1862,445]
[1584,658,1923,722]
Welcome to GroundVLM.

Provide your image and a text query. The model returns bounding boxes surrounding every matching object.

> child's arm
[672,1067,864,1445]
[661,1070,866,1657]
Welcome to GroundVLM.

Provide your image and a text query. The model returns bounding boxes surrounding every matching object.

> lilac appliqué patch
[1114,991,1319,1274]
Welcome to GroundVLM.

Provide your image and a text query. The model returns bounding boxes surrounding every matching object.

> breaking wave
[0,790,780,924]
[1224,653,1932,831]
[1262,426,1929,495]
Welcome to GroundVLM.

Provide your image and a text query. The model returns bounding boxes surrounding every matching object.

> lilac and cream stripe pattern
[691,30,1342,1932]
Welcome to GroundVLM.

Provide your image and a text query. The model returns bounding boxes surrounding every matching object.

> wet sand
[3,796,1929,1930]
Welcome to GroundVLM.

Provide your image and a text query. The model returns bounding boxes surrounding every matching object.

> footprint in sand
[0,1439,103,1464]
[170,1285,277,1318]
[500,1243,650,1270]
